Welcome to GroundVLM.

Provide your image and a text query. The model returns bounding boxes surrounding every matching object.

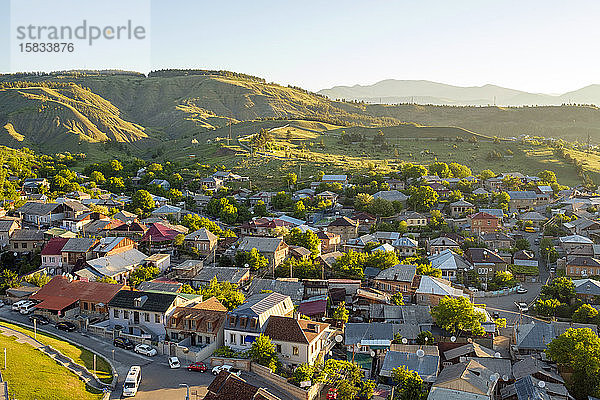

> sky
[2,0,600,93]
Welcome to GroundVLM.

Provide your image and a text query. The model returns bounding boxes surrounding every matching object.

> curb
[0,316,118,392]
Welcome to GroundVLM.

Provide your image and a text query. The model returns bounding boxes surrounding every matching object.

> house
[237,236,289,268]
[344,323,394,376]
[0,219,19,248]
[143,253,171,272]
[513,250,538,269]
[427,237,459,255]
[513,321,598,354]
[224,292,294,351]
[379,345,440,382]
[62,201,90,220]
[507,191,538,211]
[149,179,170,190]
[481,232,514,250]
[316,190,338,204]
[137,279,182,293]
[415,276,466,306]
[428,249,471,282]
[385,179,405,190]
[201,176,224,191]
[184,228,218,258]
[22,178,49,194]
[264,316,330,368]
[93,236,136,258]
[151,205,182,220]
[166,297,228,347]
[559,234,594,257]
[372,190,408,204]
[60,237,98,269]
[321,174,348,185]
[190,266,250,288]
[398,212,427,228]
[9,229,45,253]
[16,202,64,226]
[113,210,138,224]
[393,237,419,257]
[353,211,377,232]
[519,211,547,227]
[297,296,328,320]
[465,248,508,284]
[246,279,305,304]
[468,212,500,234]
[449,199,475,218]
[572,278,600,302]
[427,360,497,400]
[77,248,148,283]
[428,182,451,198]
[316,251,343,273]
[316,230,341,253]
[373,264,417,297]
[29,276,124,321]
[565,256,600,277]
[443,343,496,363]
[41,237,68,270]
[204,371,282,400]
[108,290,197,339]
[140,222,185,254]
[108,221,148,239]
[327,217,359,244]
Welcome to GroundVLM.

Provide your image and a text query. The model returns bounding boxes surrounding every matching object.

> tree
[401,163,427,180]
[416,263,442,278]
[129,265,160,287]
[428,162,451,178]
[96,276,118,284]
[354,193,374,211]
[332,250,365,279]
[416,331,435,345]
[174,233,185,247]
[109,159,123,174]
[408,186,439,212]
[235,248,268,271]
[539,170,557,184]
[479,169,496,180]
[546,328,600,400]
[254,200,267,217]
[0,269,21,293]
[199,278,245,310]
[249,334,281,371]
[284,172,297,189]
[572,303,599,324]
[515,238,531,250]
[89,170,106,184]
[449,163,472,179]
[285,228,320,257]
[534,298,561,318]
[431,296,486,335]
[293,200,306,219]
[107,176,125,192]
[391,366,426,400]
[332,302,349,324]
[337,380,359,400]
[272,191,292,210]
[131,189,155,211]
[541,277,575,304]
[363,250,399,271]
[24,272,51,287]
[293,363,314,384]
[391,292,404,306]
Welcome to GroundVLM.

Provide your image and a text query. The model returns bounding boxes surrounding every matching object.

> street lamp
[179,383,190,400]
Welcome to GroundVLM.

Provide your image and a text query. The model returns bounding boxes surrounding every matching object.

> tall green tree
[199,277,245,310]
[392,366,427,400]
[249,334,281,372]
[431,296,486,335]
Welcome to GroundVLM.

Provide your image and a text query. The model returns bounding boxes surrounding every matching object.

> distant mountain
[318,79,600,106]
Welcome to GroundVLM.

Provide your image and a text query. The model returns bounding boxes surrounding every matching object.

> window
[155,314,161,323]
[207,322,212,331]
[197,336,203,344]
[21,243,27,249]
[113,309,119,318]
[230,333,236,344]
[83,302,88,311]
[276,344,282,353]
[293,346,299,356]
[144,313,150,322]
[13,243,17,249]
[124,310,129,319]
[229,316,236,326]
[205,336,210,344]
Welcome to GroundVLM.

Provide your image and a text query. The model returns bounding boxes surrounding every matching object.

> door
[134,311,139,325]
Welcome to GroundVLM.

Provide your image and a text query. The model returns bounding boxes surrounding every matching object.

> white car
[212,364,241,376]
[168,357,181,369]
[11,300,28,311]
[19,301,36,315]
[517,302,529,313]
[516,287,528,294]
[134,344,157,357]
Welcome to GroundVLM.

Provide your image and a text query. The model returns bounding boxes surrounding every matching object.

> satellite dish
[416,349,425,358]
[352,307,357,312]
[401,338,408,344]
[502,375,509,382]
[322,317,327,322]
[494,352,501,358]
[450,336,457,342]
[370,350,376,357]
[335,335,343,343]
[491,373,500,382]
[538,381,546,388]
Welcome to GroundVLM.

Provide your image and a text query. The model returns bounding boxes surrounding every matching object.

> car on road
[492,312,500,319]
[113,337,135,350]
[187,362,207,372]
[12,300,29,311]
[134,344,157,356]
[168,357,181,369]
[56,321,77,332]
[29,314,50,325]
[516,287,528,294]
[0,300,5,308]
[516,302,529,313]
[122,365,142,397]
[534,238,540,245]
[19,301,37,315]
[211,364,241,376]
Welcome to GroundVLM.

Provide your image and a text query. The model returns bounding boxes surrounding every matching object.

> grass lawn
[0,322,112,383]
[0,333,103,400]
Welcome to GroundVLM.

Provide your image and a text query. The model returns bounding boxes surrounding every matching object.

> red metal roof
[30,276,124,305]
[140,223,180,242]
[41,237,69,255]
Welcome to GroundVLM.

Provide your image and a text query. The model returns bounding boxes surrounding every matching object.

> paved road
[0,309,289,400]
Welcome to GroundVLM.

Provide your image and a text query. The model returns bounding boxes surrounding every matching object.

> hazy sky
[2,0,600,93]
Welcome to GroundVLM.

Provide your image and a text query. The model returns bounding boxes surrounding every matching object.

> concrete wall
[209,356,252,371]
[250,363,324,400]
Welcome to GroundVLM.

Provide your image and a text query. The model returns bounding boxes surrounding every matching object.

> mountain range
[318,79,600,106]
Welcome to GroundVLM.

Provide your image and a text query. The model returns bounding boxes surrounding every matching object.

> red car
[326,388,338,400]
[187,362,207,372]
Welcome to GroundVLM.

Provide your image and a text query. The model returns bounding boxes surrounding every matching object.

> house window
[230,333,236,344]
[172,333,178,341]
[293,346,299,356]
[124,310,129,319]
[13,243,17,249]
[206,336,211,344]
[207,322,212,331]
[21,243,27,249]
[197,336,203,344]
[82,302,88,311]
[144,313,150,322]
[155,314,161,323]
[276,344,282,353]
[113,309,119,318]
[229,316,236,326]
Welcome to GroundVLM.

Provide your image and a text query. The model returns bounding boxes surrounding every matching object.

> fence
[250,363,324,400]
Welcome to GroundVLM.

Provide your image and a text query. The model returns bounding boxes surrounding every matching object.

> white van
[122,366,142,397]
[19,302,37,315]
[12,300,28,311]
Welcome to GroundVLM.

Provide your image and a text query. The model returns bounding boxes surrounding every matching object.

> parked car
[187,362,207,372]
[113,337,135,350]
[326,388,338,400]
[516,302,529,313]
[19,301,37,315]
[168,357,181,369]
[11,300,28,311]
[516,287,528,294]
[29,314,50,325]
[56,321,77,332]
[134,344,157,357]
[492,312,500,319]
[211,364,241,376]
[0,300,5,308]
